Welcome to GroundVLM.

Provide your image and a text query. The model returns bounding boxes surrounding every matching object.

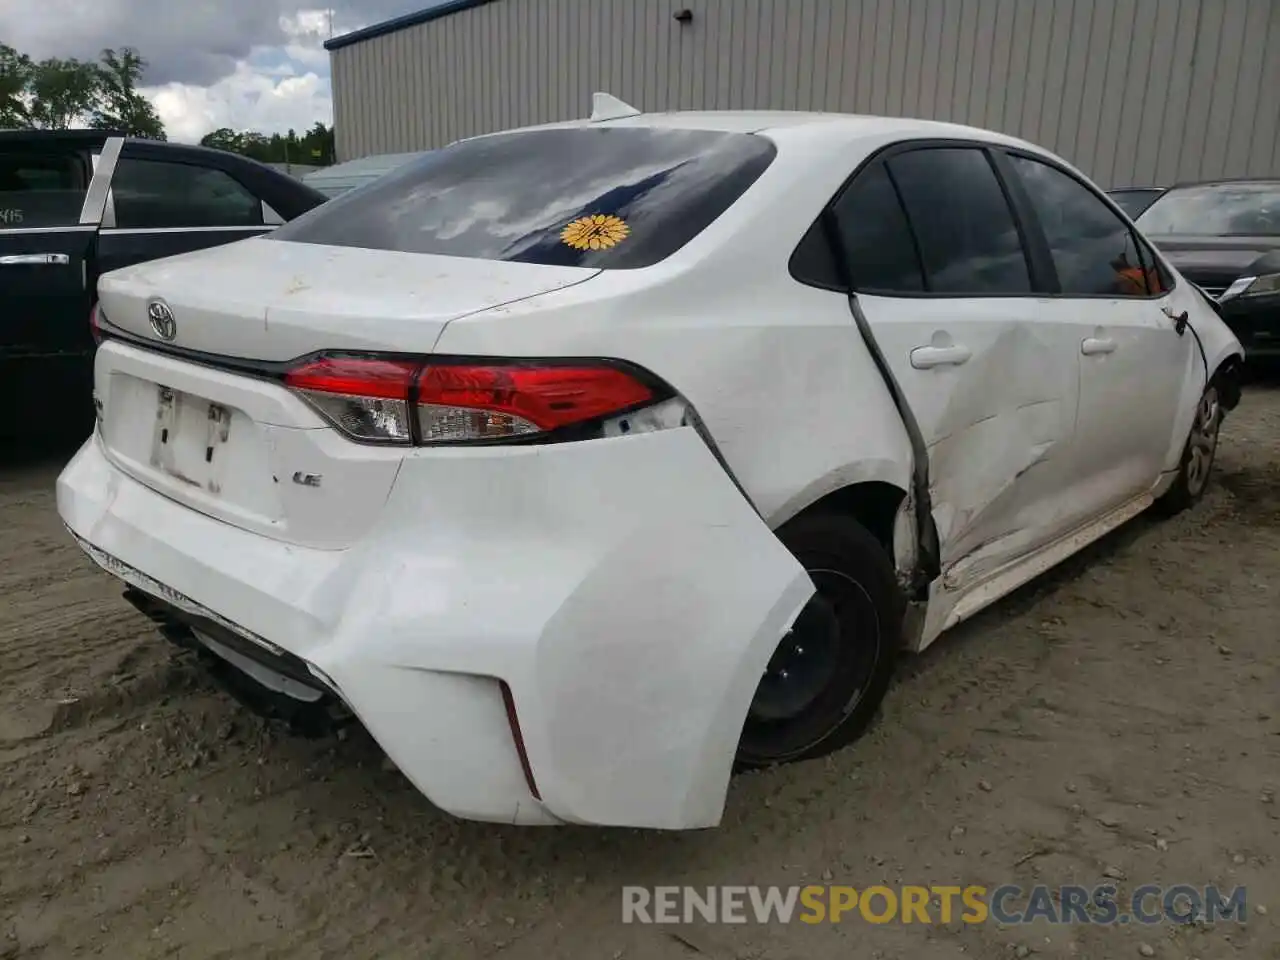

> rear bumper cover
[58,427,811,829]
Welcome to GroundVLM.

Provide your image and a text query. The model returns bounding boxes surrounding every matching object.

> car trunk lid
[92,239,600,548]
[96,236,601,361]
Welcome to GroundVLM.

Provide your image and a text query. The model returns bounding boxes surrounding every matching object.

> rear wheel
[736,512,902,767]
[1154,382,1222,517]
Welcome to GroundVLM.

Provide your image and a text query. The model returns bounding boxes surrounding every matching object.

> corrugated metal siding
[330,0,1280,188]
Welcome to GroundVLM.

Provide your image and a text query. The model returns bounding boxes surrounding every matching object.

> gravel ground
[1,383,1277,960]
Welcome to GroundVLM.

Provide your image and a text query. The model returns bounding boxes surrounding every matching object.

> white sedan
[58,98,1244,830]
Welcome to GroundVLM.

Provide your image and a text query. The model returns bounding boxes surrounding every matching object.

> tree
[201,121,335,166]
[89,48,166,140]
[26,57,99,129]
[0,43,166,139]
[0,44,33,128]
[199,127,244,153]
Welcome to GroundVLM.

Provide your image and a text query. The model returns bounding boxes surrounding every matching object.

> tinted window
[1108,188,1164,218]
[887,148,1031,295]
[828,162,925,292]
[270,127,777,269]
[1136,182,1280,237]
[0,151,88,228]
[1009,155,1159,297]
[112,158,264,229]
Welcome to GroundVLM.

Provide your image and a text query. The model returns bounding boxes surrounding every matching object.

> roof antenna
[589,92,642,122]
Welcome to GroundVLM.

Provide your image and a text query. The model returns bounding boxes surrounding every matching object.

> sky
[2,0,440,142]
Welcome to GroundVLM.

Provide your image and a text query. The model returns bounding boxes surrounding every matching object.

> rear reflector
[499,680,541,800]
[89,303,103,345]
[283,354,660,445]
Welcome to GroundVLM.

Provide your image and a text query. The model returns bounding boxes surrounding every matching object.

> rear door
[797,144,1085,583]
[0,135,119,425]
[96,142,279,276]
[999,151,1189,516]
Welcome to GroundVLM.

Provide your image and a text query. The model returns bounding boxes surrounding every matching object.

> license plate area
[151,385,233,495]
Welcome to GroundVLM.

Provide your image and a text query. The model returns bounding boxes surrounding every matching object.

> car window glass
[1136,183,1280,236]
[270,127,777,269]
[1133,234,1171,295]
[886,148,1031,295]
[828,162,925,292]
[111,158,264,229]
[0,151,88,228]
[1009,155,1159,297]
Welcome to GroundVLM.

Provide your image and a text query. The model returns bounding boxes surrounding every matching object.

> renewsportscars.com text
[621,884,1249,926]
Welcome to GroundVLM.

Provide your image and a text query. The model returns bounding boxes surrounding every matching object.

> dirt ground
[1,384,1277,960]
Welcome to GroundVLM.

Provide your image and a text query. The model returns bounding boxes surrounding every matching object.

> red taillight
[284,356,419,399]
[89,303,103,344]
[416,364,654,442]
[284,356,420,444]
[283,354,660,445]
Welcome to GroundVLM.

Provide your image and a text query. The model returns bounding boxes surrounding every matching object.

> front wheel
[1153,382,1222,517]
[736,512,902,768]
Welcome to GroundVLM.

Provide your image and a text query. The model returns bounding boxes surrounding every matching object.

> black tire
[736,511,903,768]
[1153,381,1222,517]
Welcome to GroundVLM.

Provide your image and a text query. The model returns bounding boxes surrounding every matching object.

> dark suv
[1,130,326,439]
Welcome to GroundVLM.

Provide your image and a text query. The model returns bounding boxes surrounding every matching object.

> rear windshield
[269,127,778,268]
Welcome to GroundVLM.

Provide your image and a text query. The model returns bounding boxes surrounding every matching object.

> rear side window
[887,148,1032,295]
[0,151,89,228]
[269,127,778,269]
[827,162,926,292]
[1008,154,1162,297]
[111,158,264,229]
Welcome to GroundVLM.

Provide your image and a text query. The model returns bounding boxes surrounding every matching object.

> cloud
[145,61,332,143]
[6,0,429,139]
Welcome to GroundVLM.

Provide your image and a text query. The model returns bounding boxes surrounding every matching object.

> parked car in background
[303,151,432,197]
[1108,186,1165,219]
[1136,179,1280,360]
[0,130,327,440]
[59,103,1243,830]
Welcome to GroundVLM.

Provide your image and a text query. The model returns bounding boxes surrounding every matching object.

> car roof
[0,128,125,146]
[464,109,1044,156]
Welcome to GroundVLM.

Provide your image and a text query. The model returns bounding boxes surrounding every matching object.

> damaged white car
[58,99,1244,829]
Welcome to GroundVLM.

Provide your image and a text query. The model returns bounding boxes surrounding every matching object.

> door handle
[1081,337,1116,355]
[910,344,972,369]
[0,253,71,266]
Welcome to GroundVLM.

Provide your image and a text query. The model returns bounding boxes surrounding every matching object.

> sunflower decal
[560,213,630,251]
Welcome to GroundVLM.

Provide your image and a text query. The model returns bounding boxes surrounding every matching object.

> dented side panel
[854,293,1084,587]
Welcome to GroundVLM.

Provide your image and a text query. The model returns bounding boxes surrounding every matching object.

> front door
[999,152,1189,515]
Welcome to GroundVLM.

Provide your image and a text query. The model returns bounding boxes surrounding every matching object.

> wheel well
[782,481,906,555]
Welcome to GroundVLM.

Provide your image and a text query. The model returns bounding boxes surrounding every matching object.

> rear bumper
[57,427,811,829]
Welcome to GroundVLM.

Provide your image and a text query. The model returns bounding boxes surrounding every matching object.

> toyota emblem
[147,299,177,341]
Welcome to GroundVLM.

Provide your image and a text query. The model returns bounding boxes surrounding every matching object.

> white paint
[60,110,1245,828]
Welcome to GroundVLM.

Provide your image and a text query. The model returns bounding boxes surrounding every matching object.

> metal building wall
[330,0,1280,188]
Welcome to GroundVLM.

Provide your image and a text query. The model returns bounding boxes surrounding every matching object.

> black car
[1,130,327,440]
[1136,179,1280,360]
[1108,186,1165,219]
